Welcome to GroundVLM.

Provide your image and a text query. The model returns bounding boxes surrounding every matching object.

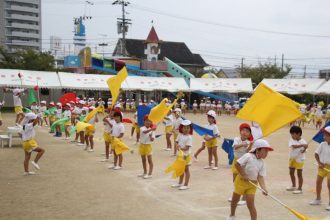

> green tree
[0,46,55,71]
[240,62,292,86]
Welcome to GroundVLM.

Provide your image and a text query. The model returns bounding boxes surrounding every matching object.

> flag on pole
[313,121,330,143]
[192,123,213,136]
[237,83,302,137]
[84,106,100,123]
[148,98,175,124]
[137,105,152,127]
[222,139,235,165]
[107,67,128,108]
[165,151,187,179]
[27,89,37,105]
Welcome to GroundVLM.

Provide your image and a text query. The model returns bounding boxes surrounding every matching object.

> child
[12,88,25,125]
[180,99,186,115]
[39,101,48,127]
[286,126,308,194]
[229,123,253,205]
[315,106,323,130]
[110,111,125,170]
[192,100,198,114]
[48,101,56,133]
[171,120,193,190]
[21,113,45,175]
[102,111,115,162]
[204,110,220,170]
[309,126,330,210]
[130,111,140,144]
[63,103,72,140]
[84,106,98,152]
[200,99,205,114]
[228,139,273,220]
[31,102,39,114]
[172,108,183,156]
[76,106,88,146]
[54,102,63,137]
[163,110,174,151]
[138,115,156,179]
[216,101,222,116]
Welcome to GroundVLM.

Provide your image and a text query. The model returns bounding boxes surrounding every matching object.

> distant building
[0,0,42,52]
[218,68,240,78]
[319,69,330,80]
[113,26,208,75]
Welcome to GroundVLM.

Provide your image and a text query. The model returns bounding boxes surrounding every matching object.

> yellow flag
[236,83,302,137]
[76,121,92,133]
[287,207,323,220]
[112,138,130,155]
[84,106,100,123]
[148,98,177,124]
[107,67,128,108]
[165,151,187,178]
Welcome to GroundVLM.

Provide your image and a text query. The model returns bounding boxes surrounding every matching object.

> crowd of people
[1,88,330,220]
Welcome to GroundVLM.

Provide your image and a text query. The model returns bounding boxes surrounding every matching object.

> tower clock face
[151,46,159,54]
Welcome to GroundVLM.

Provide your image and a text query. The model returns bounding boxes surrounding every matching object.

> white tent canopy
[260,78,326,94]
[0,69,61,89]
[189,78,253,93]
[125,76,189,92]
[316,80,330,94]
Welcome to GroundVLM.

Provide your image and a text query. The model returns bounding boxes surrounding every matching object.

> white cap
[82,107,89,112]
[49,101,55,105]
[181,119,192,126]
[174,108,182,113]
[22,112,37,125]
[41,101,46,104]
[322,126,330,134]
[56,102,62,106]
[65,103,71,108]
[79,100,85,105]
[89,106,95,110]
[249,139,273,152]
[207,110,216,118]
[13,88,24,95]
[115,103,121,108]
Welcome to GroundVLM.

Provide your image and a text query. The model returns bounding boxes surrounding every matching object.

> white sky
[42,0,330,77]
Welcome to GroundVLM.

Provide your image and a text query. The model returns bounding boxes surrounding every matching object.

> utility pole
[241,58,244,76]
[303,65,307,78]
[281,54,284,72]
[274,56,277,66]
[113,0,132,56]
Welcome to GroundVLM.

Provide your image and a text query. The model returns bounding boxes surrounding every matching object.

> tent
[260,78,326,94]
[189,78,253,93]
[316,80,330,94]
[0,69,62,89]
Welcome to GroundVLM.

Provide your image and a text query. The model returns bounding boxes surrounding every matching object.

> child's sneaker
[171,183,182,188]
[204,166,212,169]
[212,166,219,170]
[137,173,146,177]
[309,199,321,205]
[179,186,189,190]
[293,190,302,194]
[143,175,152,179]
[88,149,94,152]
[77,143,84,146]
[31,161,40,170]
[108,165,115,169]
[238,200,246,206]
[286,186,296,191]
[100,158,109,162]
[113,166,122,170]
[326,205,330,211]
[226,216,235,220]
[228,197,232,202]
[24,171,36,175]
[65,137,70,140]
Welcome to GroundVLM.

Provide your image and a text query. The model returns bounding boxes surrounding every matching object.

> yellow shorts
[103,132,112,143]
[177,153,192,165]
[139,144,152,156]
[85,125,95,136]
[234,175,258,195]
[64,121,71,126]
[232,158,238,174]
[133,123,140,133]
[165,126,173,134]
[49,115,56,122]
[22,139,38,153]
[173,132,178,142]
[205,138,218,148]
[15,106,23,114]
[318,164,330,179]
[289,159,304,170]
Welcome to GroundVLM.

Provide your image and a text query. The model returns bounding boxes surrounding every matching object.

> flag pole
[36,80,41,106]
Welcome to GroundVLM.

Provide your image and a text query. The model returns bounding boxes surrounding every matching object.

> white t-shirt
[315,142,330,164]
[104,118,115,133]
[200,102,205,108]
[176,133,192,156]
[13,95,22,107]
[72,107,82,115]
[205,124,219,138]
[140,126,155,144]
[164,114,174,127]
[55,109,62,118]
[63,110,71,118]
[193,103,198,108]
[112,122,125,138]
[237,153,266,181]
[22,123,35,141]
[173,117,183,132]
[39,106,47,113]
[31,105,39,113]
[217,104,222,109]
[289,138,307,162]
[233,137,250,159]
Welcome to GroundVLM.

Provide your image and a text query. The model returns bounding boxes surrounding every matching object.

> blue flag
[313,121,330,143]
[222,138,234,165]
[137,105,152,127]
[192,123,213,136]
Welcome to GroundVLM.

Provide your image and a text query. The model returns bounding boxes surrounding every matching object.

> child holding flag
[286,126,308,194]
[309,126,330,210]
[39,101,48,127]
[138,115,156,179]
[163,110,174,151]
[63,103,72,140]
[102,111,115,162]
[172,108,183,156]
[12,88,25,125]
[21,112,45,175]
[228,139,273,220]
[204,110,220,170]
[110,111,125,170]
[84,106,98,152]
[171,120,193,190]
[54,102,63,137]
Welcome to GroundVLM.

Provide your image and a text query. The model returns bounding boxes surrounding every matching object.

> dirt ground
[1,112,330,220]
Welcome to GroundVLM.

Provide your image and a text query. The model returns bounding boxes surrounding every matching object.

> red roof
[145,26,160,43]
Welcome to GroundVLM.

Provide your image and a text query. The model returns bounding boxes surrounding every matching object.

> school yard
[1,112,330,220]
